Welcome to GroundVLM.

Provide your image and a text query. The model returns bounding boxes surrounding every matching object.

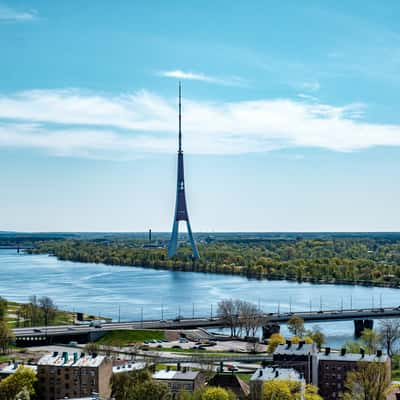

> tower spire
[178,81,182,153]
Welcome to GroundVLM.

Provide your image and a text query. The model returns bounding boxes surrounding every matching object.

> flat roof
[113,362,146,373]
[38,353,105,368]
[274,343,316,356]
[0,364,37,375]
[319,351,389,363]
[250,367,303,382]
[153,369,199,381]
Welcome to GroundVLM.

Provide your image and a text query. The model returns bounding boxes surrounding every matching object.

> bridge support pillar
[262,323,280,340]
[354,319,374,337]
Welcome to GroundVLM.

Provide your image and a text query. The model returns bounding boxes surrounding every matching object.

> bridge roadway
[13,305,400,340]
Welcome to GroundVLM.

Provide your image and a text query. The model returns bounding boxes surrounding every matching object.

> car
[33,328,41,333]
[67,327,74,331]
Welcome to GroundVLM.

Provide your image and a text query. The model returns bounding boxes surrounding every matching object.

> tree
[176,391,193,400]
[345,340,361,353]
[38,296,57,327]
[239,300,262,337]
[0,321,14,354]
[217,299,238,337]
[287,315,305,337]
[379,319,400,357]
[262,380,292,400]
[290,336,300,344]
[304,384,323,400]
[202,387,234,400]
[342,361,391,400]
[360,328,379,354]
[131,380,171,400]
[111,369,172,400]
[309,328,325,349]
[0,297,7,321]
[267,333,285,354]
[84,342,100,354]
[0,366,37,400]
[15,388,30,400]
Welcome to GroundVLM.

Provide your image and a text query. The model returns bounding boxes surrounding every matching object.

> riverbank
[3,299,110,328]
[27,237,400,290]
[30,250,400,290]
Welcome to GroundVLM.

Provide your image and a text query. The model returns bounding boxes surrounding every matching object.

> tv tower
[167,83,200,259]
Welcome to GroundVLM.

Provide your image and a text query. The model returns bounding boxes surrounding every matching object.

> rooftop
[274,342,317,356]
[0,364,37,376]
[113,362,146,374]
[153,369,200,381]
[319,349,389,363]
[38,352,105,368]
[250,367,304,382]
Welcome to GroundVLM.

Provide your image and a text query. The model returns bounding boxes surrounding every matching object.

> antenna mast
[178,82,182,153]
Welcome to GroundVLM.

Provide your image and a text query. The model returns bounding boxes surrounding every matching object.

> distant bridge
[13,305,400,346]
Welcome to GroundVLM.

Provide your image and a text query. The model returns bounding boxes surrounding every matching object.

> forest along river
[1,248,399,348]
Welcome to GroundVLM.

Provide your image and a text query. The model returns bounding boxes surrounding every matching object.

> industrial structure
[168,83,200,259]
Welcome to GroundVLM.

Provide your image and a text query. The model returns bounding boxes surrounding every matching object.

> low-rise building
[153,368,204,397]
[0,362,37,380]
[37,352,112,400]
[273,341,319,385]
[318,347,391,400]
[249,367,305,400]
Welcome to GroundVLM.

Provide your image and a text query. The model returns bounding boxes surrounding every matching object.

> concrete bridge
[13,306,400,346]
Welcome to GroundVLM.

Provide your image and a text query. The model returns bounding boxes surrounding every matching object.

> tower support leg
[186,220,200,259]
[168,220,179,257]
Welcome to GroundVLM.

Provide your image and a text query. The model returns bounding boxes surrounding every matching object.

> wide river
[1,249,399,348]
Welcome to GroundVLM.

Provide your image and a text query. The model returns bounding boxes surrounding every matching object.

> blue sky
[0,1,399,232]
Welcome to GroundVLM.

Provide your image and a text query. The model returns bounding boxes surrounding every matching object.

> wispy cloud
[0,3,37,22]
[159,69,247,87]
[300,81,321,92]
[0,88,399,159]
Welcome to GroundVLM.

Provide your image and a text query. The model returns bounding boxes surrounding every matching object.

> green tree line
[28,237,400,287]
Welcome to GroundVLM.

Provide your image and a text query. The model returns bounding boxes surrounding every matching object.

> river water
[1,249,399,348]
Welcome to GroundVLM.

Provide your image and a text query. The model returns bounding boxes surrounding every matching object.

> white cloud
[0,4,37,21]
[159,70,246,87]
[0,88,399,159]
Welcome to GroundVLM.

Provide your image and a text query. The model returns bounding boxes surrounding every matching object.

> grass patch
[236,373,252,383]
[0,355,13,363]
[97,330,165,346]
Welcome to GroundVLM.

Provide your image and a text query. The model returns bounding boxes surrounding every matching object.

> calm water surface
[1,249,399,348]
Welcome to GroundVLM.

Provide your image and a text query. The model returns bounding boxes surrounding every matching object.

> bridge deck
[13,306,400,339]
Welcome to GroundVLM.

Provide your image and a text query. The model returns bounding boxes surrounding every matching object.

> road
[13,306,400,339]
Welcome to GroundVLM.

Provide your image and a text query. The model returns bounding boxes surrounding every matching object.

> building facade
[37,352,112,400]
[318,348,390,400]
[153,369,204,397]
